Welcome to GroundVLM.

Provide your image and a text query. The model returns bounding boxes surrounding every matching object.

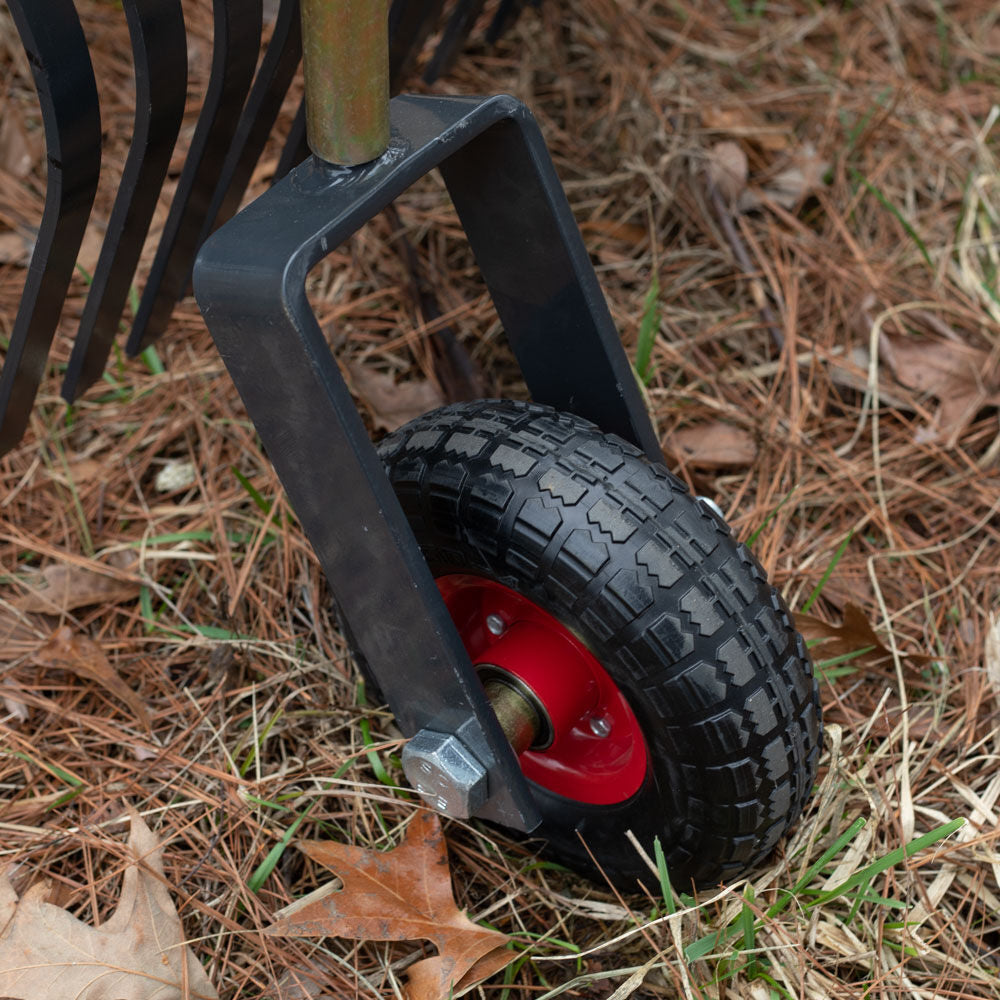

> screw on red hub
[437,575,649,805]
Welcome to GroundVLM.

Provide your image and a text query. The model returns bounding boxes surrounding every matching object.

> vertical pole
[300,0,390,165]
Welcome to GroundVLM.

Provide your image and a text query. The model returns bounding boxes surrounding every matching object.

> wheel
[376,399,821,888]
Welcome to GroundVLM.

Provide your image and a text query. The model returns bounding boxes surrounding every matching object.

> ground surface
[1,1,999,998]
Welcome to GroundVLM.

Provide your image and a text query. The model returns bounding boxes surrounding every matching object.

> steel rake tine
[423,0,486,83]
[125,0,263,357]
[193,0,303,254]
[61,0,187,403]
[388,0,445,92]
[0,0,101,456]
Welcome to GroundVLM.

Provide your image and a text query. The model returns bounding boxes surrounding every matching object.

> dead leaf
[755,142,829,209]
[0,604,43,651]
[702,105,790,151]
[346,362,443,433]
[882,334,1000,445]
[0,683,29,722]
[580,219,649,247]
[14,551,141,614]
[667,421,757,468]
[0,811,218,999]
[705,141,748,203]
[985,612,1000,702]
[0,103,41,178]
[31,625,151,730]
[796,603,931,672]
[266,811,515,1000]
[0,230,30,265]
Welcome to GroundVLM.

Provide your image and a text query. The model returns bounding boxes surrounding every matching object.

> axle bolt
[588,714,612,738]
[485,613,506,636]
[401,730,488,818]
[696,495,725,520]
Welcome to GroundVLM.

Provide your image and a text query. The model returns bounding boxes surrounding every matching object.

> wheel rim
[437,574,649,805]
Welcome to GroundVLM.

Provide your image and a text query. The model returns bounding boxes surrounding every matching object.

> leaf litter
[267,811,515,1000]
[13,550,142,614]
[0,812,217,1000]
[2,0,1000,998]
[881,332,1000,445]
[30,624,151,731]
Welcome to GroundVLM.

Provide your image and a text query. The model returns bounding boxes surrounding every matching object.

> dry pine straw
[1,1,1000,997]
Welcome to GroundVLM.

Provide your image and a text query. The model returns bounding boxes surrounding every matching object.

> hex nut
[401,729,488,818]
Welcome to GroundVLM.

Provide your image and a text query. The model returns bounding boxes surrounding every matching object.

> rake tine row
[0,0,101,455]
[124,0,264,357]
[191,0,304,265]
[0,0,533,456]
[62,0,187,403]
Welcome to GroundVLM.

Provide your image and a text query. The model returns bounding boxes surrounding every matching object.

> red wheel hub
[437,575,648,805]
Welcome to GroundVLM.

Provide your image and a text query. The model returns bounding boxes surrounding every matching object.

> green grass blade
[746,490,794,548]
[653,835,676,915]
[247,798,318,893]
[788,816,867,896]
[231,466,273,515]
[140,345,165,375]
[807,817,964,908]
[635,274,660,384]
[739,884,756,953]
[239,709,284,778]
[801,529,853,613]
[359,717,398,788]
[852,169,933,268]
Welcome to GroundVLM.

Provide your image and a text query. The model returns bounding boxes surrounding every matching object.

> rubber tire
[377,399,821,889]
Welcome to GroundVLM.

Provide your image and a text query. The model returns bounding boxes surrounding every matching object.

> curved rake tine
[274,97,309,184]
[193,0,303,252]
[485,0,532,43]
[0,0,101,456]
[61,0,187,403]
[388,0,445,92]
[125,0,263,357]
[423,0,486,84]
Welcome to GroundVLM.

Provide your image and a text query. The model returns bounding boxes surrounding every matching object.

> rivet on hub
[588,714,613,738]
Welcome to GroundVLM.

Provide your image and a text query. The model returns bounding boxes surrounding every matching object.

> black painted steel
[194,0,303,251]
[61,0,187,403]
[125,0,263,356]
[274,99,309,183]
[194,94,659,830]
[0,0,101,455]
[389,0,445,90]
[423,0,486,83]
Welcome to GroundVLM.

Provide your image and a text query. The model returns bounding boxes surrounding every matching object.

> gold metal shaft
[300,0,390,165]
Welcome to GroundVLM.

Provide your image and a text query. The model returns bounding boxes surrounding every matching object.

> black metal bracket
[194,93,659,831]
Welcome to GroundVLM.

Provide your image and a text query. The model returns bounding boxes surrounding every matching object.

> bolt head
[401,729,488,818]
[485,613,506,636]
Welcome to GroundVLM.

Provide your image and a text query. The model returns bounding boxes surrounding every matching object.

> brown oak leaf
[882,334,1000,446]
[31,625,151,730]
[266,811,515,1000]
[14,551,141,614]
[0,812,217,999]
[796,602,931,672]
[667,420,757,468]
[346,362,444,433]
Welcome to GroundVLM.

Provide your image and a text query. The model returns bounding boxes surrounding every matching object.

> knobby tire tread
[378,399,821,888]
